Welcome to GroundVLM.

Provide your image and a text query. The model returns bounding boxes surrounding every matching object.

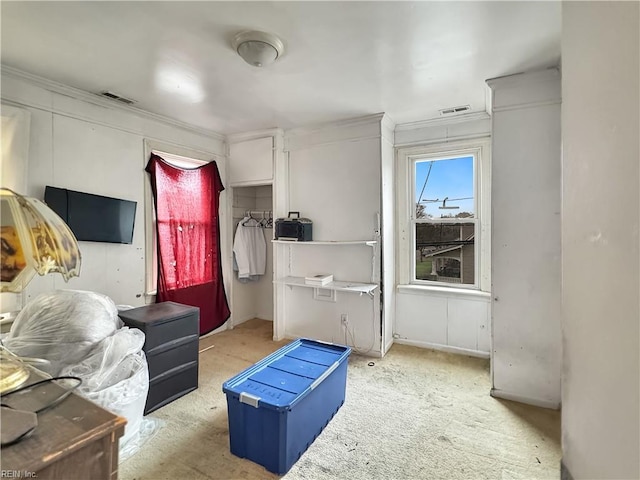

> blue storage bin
[222,338,351,474]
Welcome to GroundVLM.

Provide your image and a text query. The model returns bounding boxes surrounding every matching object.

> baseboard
[393,338,490,359]
[560,460,574,480]
[200,322,230,339]
[281,332,382,358]
[384,337,394,356]
[231,314,256,327]
[490,388,560,410]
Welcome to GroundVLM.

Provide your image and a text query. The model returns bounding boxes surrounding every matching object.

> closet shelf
[274,276,378,296]
[272,240,377,246]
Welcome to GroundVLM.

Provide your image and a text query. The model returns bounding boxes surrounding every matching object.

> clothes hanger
[241,212,259,227]
[258,211,268,228]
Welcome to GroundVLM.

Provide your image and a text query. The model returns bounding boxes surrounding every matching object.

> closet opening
[230,184,274,333]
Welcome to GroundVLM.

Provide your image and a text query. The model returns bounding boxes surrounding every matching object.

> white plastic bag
[4,290,121,375]
[61,327,149,449]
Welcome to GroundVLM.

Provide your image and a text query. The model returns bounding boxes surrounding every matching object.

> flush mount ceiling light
[233,31,284,67]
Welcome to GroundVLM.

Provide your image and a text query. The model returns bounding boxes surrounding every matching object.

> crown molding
[1,65,225,142]
[226,127,284,144]
[395,111,491,133]
[486,67,561,111]
[486,66,560,89]
[380,113,396,143]
[285,112,386,138]
[284,112,387,152]
[380,112,396,132]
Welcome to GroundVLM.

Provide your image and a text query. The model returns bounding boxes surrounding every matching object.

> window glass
[415,156,474,219]
[414,156,476,286]
[415,223,475,284]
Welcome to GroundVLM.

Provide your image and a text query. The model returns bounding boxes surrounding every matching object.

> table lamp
[0,187,82,393]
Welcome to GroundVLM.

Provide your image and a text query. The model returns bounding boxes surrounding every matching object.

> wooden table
[1,369,127,480]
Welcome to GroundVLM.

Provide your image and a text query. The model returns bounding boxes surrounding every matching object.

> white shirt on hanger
[233,217,266,280]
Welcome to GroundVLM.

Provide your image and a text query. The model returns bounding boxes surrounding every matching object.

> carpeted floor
[120,319,560,480]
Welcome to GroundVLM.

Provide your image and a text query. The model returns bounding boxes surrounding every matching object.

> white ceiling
[0,1,561,135]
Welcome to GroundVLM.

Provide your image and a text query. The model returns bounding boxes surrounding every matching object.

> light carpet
[120,319,560,480]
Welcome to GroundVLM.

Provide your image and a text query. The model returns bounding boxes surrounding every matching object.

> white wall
[277,115,384,356]
[228,136,273,186]
[1,69,227,308]
[394,115,492,357]
[561,3,639,478]
[488,69,562,409]
[254,186,274,321]
[1,104,30,192]
[380,115,396,354]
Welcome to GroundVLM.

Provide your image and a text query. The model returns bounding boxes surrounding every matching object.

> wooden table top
[1,368,127,473]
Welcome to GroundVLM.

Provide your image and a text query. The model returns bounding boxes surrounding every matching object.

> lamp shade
[1,188,81,292]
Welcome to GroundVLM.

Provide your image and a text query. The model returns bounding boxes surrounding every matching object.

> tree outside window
[414,156,476,286]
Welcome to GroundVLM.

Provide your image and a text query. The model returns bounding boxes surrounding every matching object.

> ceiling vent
[439,105,471,116]
[98,91,136,105]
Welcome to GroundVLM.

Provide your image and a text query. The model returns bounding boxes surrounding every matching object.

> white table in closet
[272,240,378,297]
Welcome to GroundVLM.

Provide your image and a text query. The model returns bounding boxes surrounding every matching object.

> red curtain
[146,153,230,335]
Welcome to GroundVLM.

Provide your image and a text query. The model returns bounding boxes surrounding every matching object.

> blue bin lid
[222,338,351,411]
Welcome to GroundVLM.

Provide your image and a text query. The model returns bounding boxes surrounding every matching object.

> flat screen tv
[44,186,137,244]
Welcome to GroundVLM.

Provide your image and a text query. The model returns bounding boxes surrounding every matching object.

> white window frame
[1,104,31,315]
[397,138,491,293]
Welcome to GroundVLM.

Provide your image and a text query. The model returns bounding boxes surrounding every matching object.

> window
[415,155,476,285]
[142,140,216,297]
[397,139,490,291]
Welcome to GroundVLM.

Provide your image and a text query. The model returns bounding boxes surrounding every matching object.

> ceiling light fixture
[233,31,284,68]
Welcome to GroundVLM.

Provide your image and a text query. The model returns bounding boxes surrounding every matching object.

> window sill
[397,284,491,300]
[144,291,157,305]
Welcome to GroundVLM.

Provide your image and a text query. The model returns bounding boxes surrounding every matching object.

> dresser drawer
[119,302,199,352]
[119,302,200,415]
[147,338,199,380]
[146,363,198,414]
[146,316,198,352]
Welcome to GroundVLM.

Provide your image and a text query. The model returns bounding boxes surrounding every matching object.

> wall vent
[439,105,471,116]
[98,91,136,105]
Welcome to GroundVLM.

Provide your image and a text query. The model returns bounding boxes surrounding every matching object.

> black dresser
[119,301,200,414]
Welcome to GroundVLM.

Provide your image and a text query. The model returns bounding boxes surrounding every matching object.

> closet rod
[244,210,272,217]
